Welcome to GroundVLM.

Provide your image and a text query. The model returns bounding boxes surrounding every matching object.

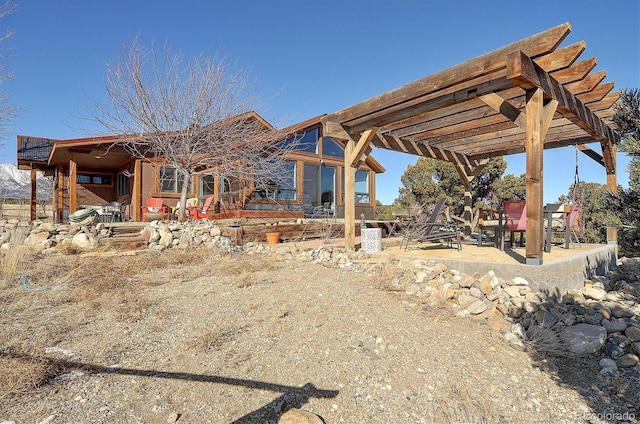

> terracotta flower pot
[266,232,280,245]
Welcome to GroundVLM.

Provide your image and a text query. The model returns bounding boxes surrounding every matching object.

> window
[355,170,370,204]
[199,174,215,197]
[282,128,318,154]
[322,137,344,158]
[255,161,297,201]
[277,161,297,200]
[76,173,112,186]
[117,171,130,197]
[341,169,370,204]
[160,167,192,194]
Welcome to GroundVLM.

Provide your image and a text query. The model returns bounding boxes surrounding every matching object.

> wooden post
[30,167,37,222]
[524,88,544,265]
[603,143,618,244]
[51,166,58,223]
[132,159,142,221]
[69,156,77,214]
[57,166,64,223]
[344,138,356,250]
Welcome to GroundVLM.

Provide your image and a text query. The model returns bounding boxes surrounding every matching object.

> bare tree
[87,37,295,220]
[0,0,17,140]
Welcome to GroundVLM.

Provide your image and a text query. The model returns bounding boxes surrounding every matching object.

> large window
[322,137,344,158]
[304,163,335,209]
[255,161,297,201]
[281,128,318,154]
[277,161,297,200]
[160,167,192,194]
[341,169,370,204]
[77,173,112,186]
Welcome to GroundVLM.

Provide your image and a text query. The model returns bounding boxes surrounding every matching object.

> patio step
[99,222,148,250]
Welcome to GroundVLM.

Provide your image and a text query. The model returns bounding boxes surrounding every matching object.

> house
[16,112,384,222]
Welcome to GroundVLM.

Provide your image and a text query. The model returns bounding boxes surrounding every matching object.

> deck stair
[99,222,148,250]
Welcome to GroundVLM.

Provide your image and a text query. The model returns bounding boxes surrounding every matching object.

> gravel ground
[1,249,637,423]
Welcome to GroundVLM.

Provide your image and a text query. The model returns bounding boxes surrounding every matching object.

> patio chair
[545,202,583,249]
[400,198,461,251]
[189,195,214,219]
[174,197,198,218]
[503,200,526,248]
[141,197,169,222]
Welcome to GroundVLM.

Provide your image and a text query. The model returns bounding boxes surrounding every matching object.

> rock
[457,294,488,315]
[539,358,559,373]
[617,353,639,368]
[559,324,607,355]
[469,287,484,299]
[632,342,640,355]
[278,408,324,424]
[584,285,607,301]
[158,224,173,247]
[512,276,529,286]
[599,357,618,370]
[504,332,526,351]
[71,233,95,250]
[606,302,634,318]
[603,336,628,358]
[166,411,180,423]
[601,319,628,334]
[503,286,522,298]
[626,326,640,342]
[433,262,448,273]
[24,231,50,246]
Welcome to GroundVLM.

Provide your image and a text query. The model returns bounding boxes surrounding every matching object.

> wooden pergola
[322,23,620,265]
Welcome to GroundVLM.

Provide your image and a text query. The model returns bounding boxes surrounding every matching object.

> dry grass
[0,248,228,399]
[215,252,278,288]
[0,354,61,400]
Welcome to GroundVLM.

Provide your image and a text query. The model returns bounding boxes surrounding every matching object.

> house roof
[18,110,386,174]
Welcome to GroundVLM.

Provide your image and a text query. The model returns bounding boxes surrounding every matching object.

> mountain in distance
[0,163,52,199]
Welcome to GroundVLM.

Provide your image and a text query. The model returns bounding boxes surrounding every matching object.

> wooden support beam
[602,141,618,244]
[323,119,353,141]
[453,165,474,234]
[577,144,605,167]
[524,88,545,265]
[344,138,356,250]
[349,127,378,167]
[132,159,142,221]
[30,167,37,222]
[69,156,77,214]
[479,93,526,128]
[57,166,64,223]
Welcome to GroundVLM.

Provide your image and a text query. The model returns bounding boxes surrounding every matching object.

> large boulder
[559,324,607,355]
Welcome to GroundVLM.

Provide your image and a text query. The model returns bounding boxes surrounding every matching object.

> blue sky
[2,0,638,204]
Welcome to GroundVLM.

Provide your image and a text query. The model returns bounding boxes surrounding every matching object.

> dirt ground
[0,247,636,423]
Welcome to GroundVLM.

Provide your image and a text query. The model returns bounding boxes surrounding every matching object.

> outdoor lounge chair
[141,197,169,221]
[174,197,199,218]
[400,198,461,251]
[189,195,214,219]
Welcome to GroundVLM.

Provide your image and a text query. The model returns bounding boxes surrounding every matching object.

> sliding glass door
[303,164,336,212]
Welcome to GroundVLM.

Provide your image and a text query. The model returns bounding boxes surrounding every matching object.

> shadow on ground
[0,350,338,423]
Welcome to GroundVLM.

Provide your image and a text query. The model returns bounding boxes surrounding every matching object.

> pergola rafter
[322,22,620,264]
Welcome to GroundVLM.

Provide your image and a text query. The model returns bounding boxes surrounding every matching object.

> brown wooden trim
[69,156,77,213]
